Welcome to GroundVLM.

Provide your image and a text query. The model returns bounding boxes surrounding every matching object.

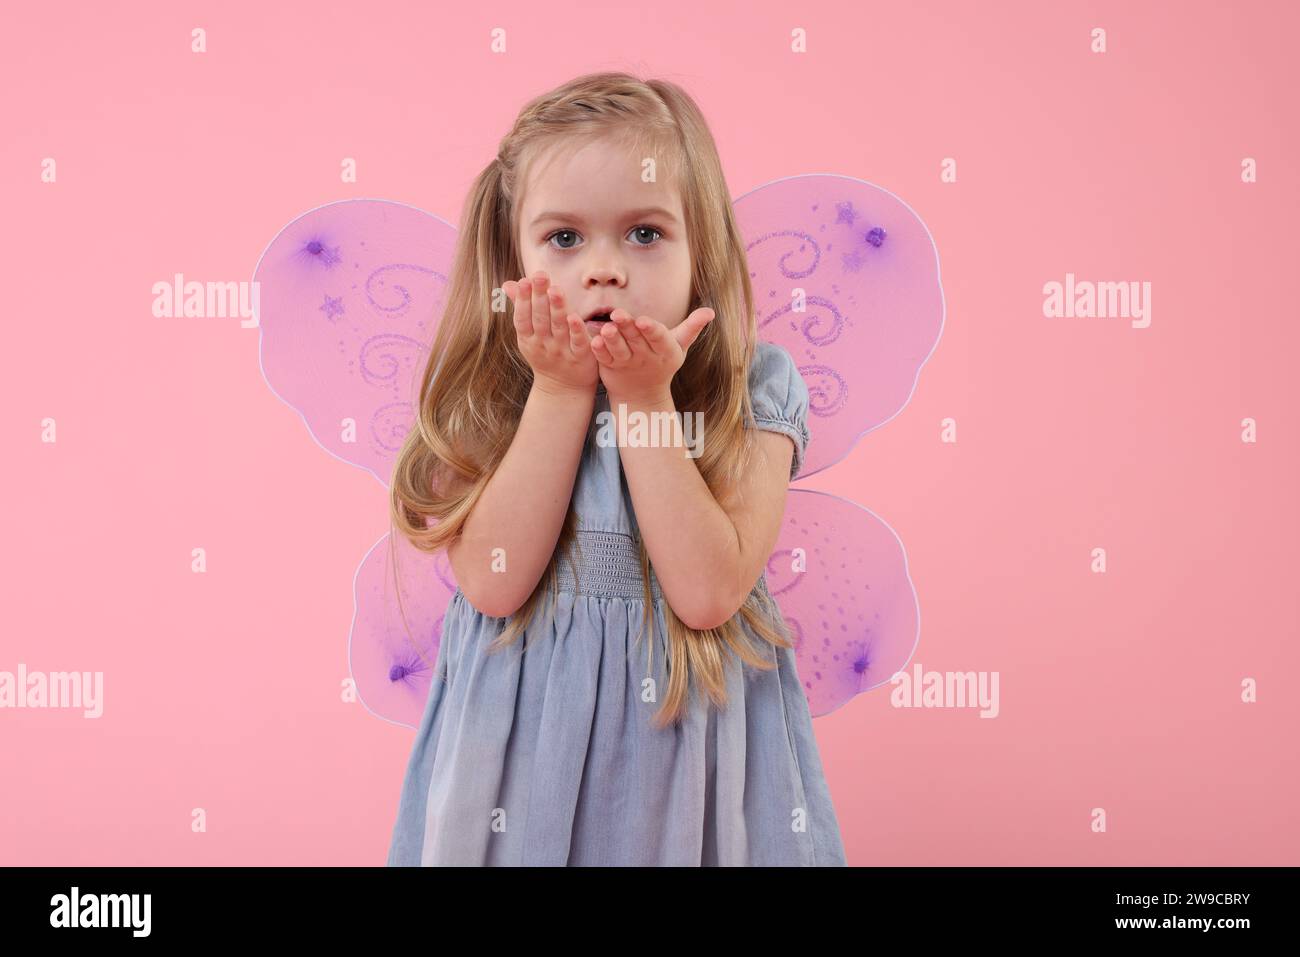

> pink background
[3,0,1296,865]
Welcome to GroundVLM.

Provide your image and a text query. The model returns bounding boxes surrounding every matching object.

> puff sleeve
[747,341,812,480]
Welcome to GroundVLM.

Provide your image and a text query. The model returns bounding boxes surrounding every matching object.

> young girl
[385,72,847,866]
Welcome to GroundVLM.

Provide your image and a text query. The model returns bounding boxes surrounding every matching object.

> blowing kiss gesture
[504,271,714,404]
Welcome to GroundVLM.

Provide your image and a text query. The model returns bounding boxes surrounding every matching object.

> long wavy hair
[388,71,795,728]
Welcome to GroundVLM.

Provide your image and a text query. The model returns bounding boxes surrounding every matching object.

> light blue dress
[386,341,848,866]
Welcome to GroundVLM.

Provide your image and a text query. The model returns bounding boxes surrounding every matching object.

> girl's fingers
[530,272,552,338]
[674,307,715,351]
[509,272,597,386]
[506,276,527,335]
[542,280,589,358]
[630,316,664,356]
[610,311,649,353]
[600,321,631,361]
[565,313,587,353]
[548,284,571,339]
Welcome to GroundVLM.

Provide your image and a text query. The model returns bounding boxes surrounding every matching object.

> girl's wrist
[605,387,674,409]
[531,374,595,400]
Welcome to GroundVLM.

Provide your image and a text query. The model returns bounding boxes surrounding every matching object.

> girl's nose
[583,263,625,286]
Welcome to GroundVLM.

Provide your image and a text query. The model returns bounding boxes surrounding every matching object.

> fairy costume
[252,175,943,866]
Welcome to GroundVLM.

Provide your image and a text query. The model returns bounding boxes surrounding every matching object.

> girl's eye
[629,226,662,246]
[544,226,663,251]
[548,229,580,250]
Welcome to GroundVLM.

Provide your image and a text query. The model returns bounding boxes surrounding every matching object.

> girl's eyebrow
[530,206,679,227]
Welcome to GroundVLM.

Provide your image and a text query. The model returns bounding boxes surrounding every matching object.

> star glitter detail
[319,293,345,321]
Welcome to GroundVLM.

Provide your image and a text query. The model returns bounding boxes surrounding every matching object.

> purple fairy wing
[736,175,943,716]
[254,198,458,484]
[254,199,460,728]
[350,529,458,727]
[734,174,944,478]
[766,490,919,718]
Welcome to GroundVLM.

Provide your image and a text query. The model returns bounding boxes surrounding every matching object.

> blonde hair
[388,71,794,727]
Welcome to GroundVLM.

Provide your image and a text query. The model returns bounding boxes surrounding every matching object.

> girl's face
[515,135,693,339]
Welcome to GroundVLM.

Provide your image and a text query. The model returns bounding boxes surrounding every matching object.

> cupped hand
[589,306,715,403]
[503,270,599,395]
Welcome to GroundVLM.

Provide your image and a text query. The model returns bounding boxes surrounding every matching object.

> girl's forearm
[608,389,741,630]
[450,379,595,618]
